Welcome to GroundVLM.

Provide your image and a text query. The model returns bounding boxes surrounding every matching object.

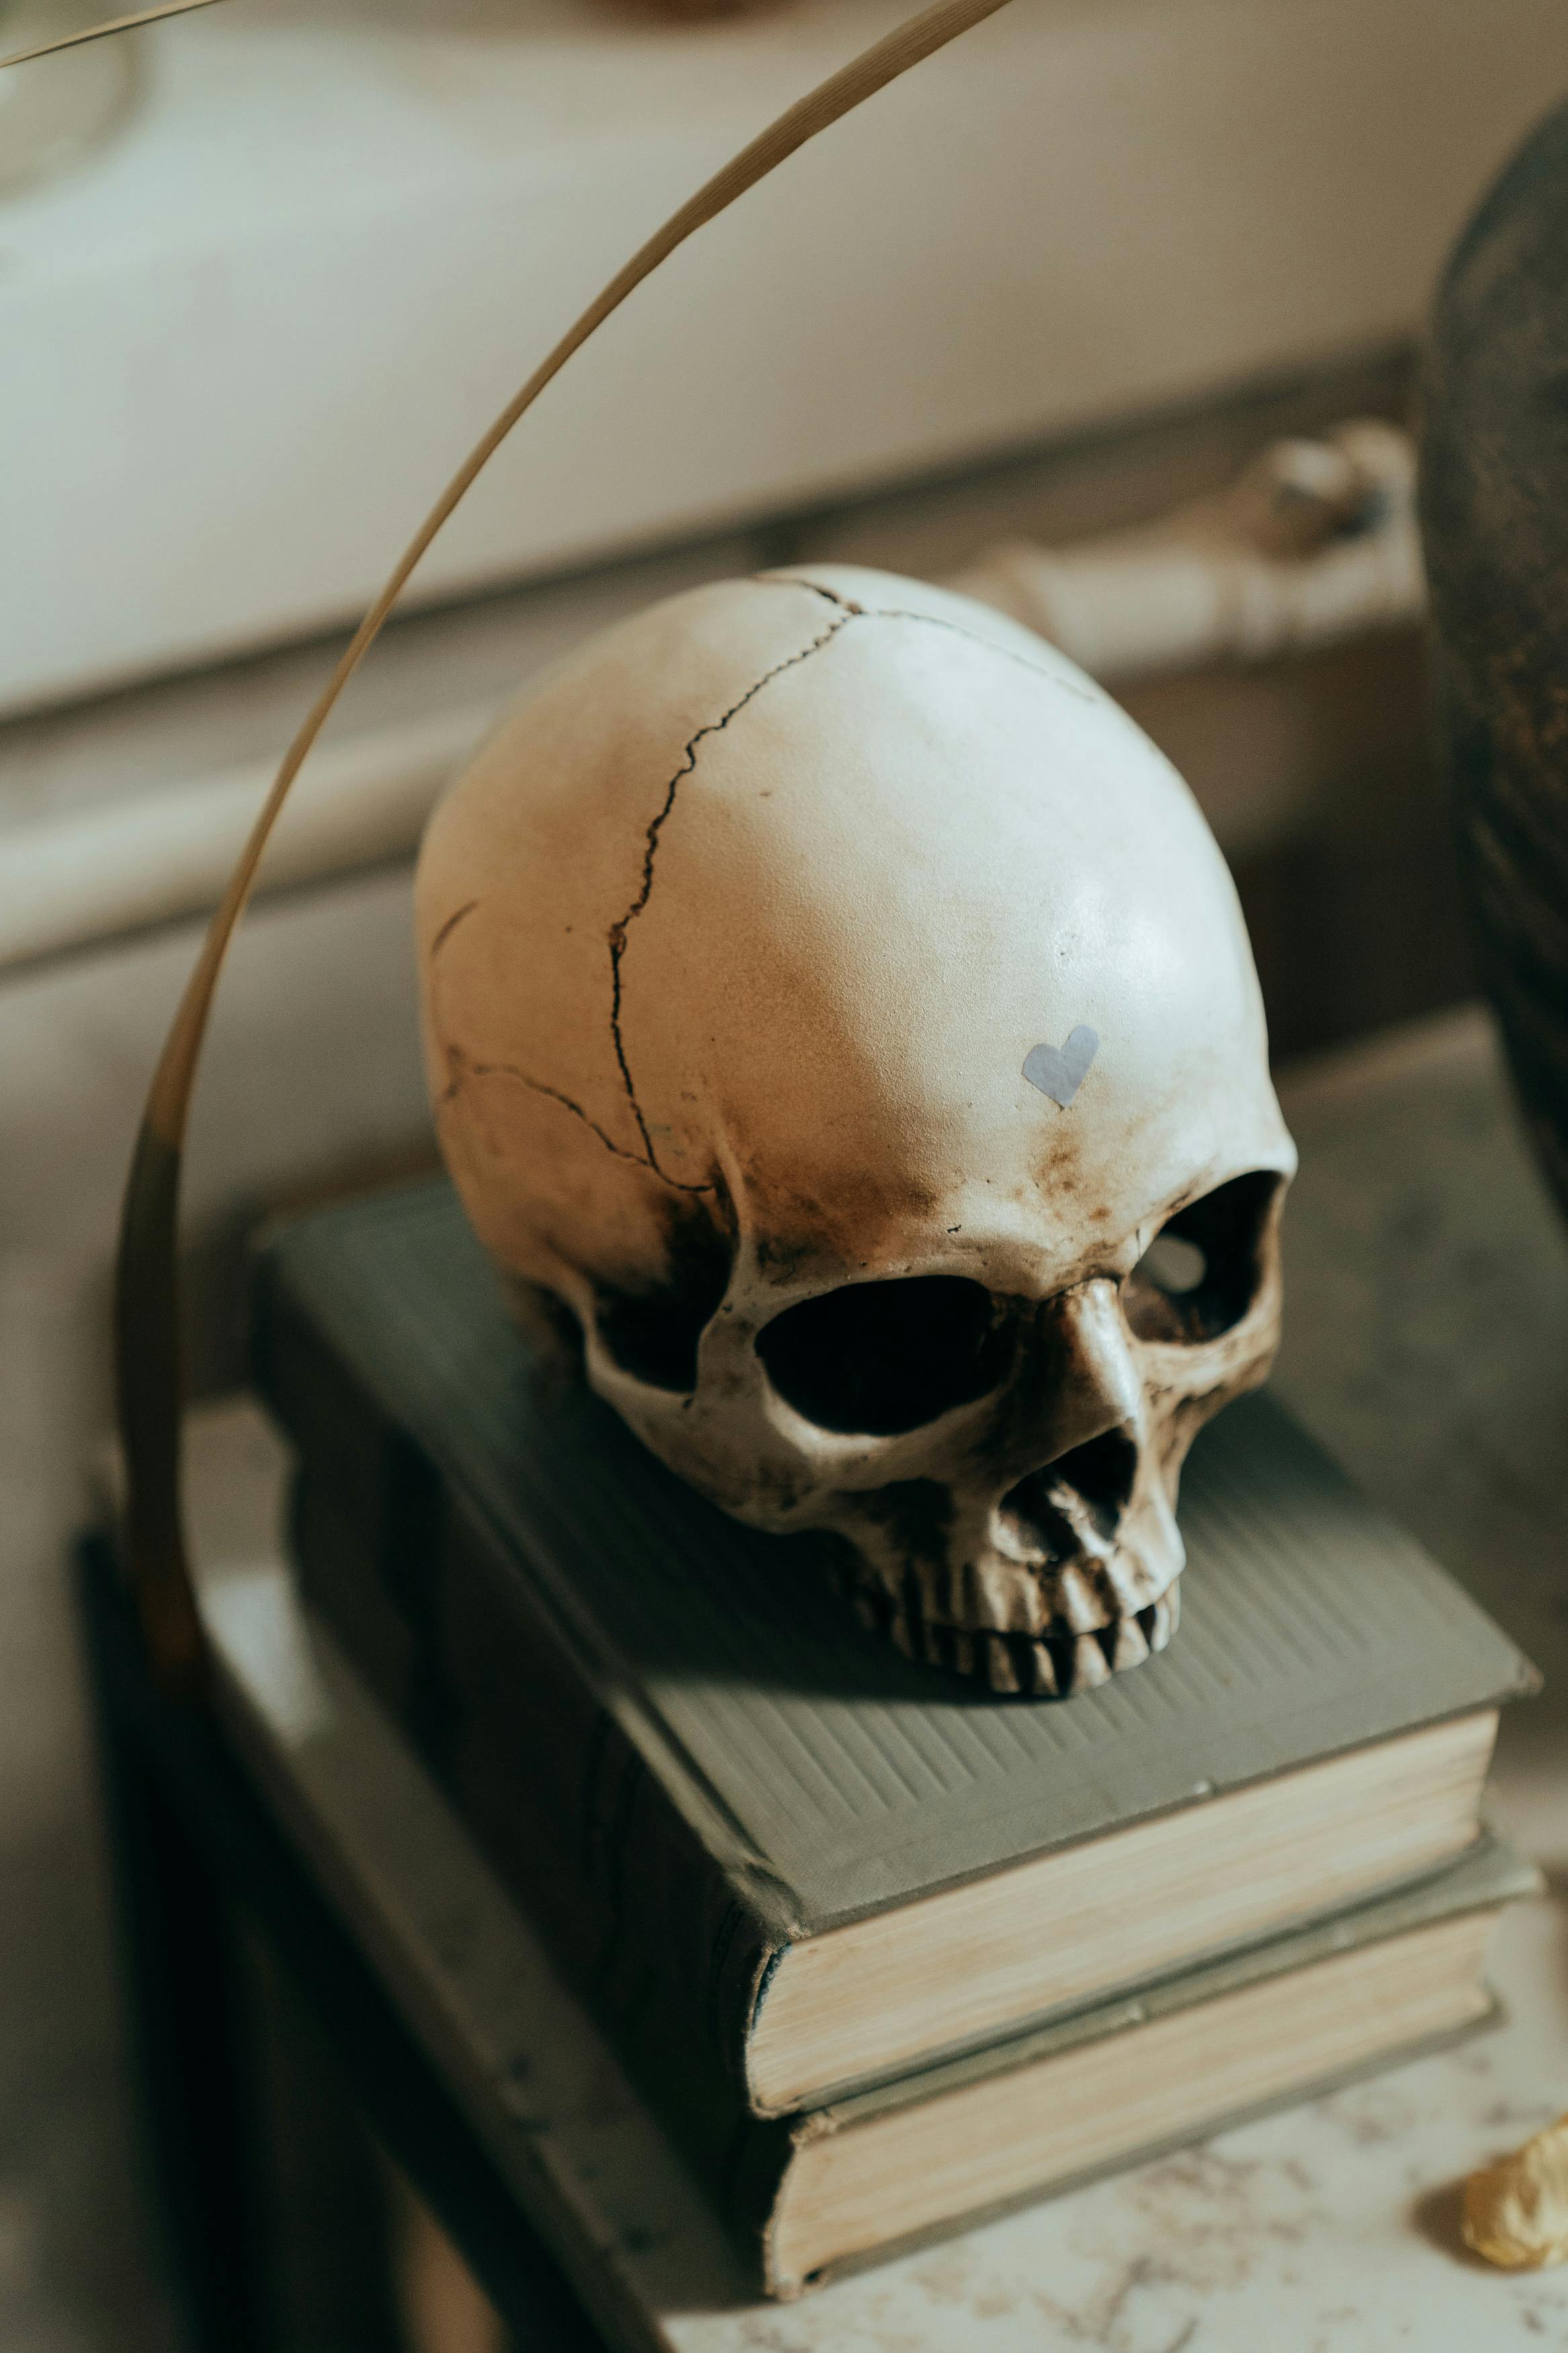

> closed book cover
[252,1178,1536,2116]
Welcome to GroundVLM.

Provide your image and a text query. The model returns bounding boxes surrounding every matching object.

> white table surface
[186,1004,1568,2352]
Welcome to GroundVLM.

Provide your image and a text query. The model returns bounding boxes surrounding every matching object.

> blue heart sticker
[1023,1026,1099,1109]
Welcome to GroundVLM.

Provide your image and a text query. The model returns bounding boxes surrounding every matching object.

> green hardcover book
[251,1179,1536,2141]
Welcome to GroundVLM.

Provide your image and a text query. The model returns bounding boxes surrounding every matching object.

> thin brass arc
[110,0,1016,1689]
[0,0,229,72]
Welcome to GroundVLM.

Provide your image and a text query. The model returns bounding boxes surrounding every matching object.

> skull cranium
[416,565,1296,1696]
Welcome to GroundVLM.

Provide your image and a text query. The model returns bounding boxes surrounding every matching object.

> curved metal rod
[0,0,227,71]
[110,0,1016,1691]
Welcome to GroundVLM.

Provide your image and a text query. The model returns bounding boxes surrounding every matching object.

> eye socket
[1123,1170,1280,1345]
[593,1200,733,1392]
[595,1284,714,1392]
[756,1276,1011,1436]
[1137,1232,1206,1295]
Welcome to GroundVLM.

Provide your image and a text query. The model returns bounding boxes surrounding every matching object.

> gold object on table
[1464,2118,1568,2271]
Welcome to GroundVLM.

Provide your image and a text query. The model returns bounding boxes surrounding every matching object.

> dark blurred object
[1423,103,1568,1222]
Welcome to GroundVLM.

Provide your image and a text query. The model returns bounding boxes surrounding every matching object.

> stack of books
[252,1179,1539,2297]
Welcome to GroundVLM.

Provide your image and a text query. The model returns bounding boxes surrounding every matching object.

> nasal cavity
[999,1426,1139,1551]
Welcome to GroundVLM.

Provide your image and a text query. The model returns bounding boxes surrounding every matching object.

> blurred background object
[953,417,1421,679]
[0,0,139,189]
[7,0,1567,715]
[4,0,1568,2342]
[0,408,1423,1002]
[1424,97,1568,1232]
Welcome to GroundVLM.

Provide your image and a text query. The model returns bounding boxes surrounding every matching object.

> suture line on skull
[875,606,1098,698]
[762,574,1099,700]
[440,1047,686,1180]
[429,898,481,959]
[604,606,858,1181]
[440,577,1088,1197]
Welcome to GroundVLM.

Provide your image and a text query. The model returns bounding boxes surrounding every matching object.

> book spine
[293,1468,794,2221]
[253,1262,782,2126]
[434,1490,785,2094]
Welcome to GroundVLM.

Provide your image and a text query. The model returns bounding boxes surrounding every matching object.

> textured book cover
[253,1177,1536,2114]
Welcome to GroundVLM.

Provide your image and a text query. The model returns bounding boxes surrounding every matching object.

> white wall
[6,0,1568,710]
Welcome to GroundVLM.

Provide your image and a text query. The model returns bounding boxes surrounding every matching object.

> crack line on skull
[428,898,481,959]
[606,606,858,1177]
[440,1046,716,1191]
[761,575,1098,700]
[438,582,1086,1203]
[752,574,865,615]
[866,606,1098,699]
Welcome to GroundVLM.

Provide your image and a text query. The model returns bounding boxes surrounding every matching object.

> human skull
[416,565,1296,1696]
